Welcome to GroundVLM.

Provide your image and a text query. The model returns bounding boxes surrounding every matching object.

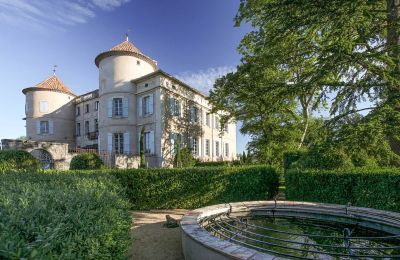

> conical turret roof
[22,75,76,96]
[95,38,157,69]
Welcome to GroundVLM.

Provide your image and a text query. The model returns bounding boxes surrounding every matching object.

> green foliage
[286,168,400,212]
[174,138,182,168]
[113,165,279,210]
[283,150,307,170]
[292,147,354,170]
[195,160,243,167]
[69,152,103,170]
[180,147,196,168]
[140,128,146,168]
[0,171,131,259]
[0,150,40,172]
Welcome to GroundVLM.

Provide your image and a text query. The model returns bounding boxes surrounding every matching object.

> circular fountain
[180,201,400,259]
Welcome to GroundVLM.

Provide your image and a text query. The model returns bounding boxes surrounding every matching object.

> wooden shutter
[123,132,130,154]
[149,94,154,114]
[149,131,154,154]
[107,133,112,152]
[36,121,40,134]
[123,97,128,117]
[138,97,142,117]
[49,120,54,134]
[107,98,112,118]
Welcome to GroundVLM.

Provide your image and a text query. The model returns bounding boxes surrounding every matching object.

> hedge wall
[113,165,279,210]
[0,171,131,259]
[0,150,40,172]
[286,168,400,212]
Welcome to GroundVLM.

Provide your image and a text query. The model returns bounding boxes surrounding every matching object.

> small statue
[164,214,179,228]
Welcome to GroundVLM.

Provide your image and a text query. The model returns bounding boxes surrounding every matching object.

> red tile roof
[110,40,143,54]
[22,75,76,96]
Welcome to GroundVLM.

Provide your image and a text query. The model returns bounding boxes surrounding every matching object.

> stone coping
[180,200,400,260]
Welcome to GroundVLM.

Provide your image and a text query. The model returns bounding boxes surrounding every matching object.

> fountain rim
[180,200,400,260]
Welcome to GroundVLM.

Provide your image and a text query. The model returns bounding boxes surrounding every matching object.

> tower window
[137,60,141,65]
[113,98,123,116]
[40,121,49,134]
[145,83,149,87]
[39,101,48,113]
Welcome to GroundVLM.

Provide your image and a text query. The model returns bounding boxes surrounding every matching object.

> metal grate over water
[200,211,400,259]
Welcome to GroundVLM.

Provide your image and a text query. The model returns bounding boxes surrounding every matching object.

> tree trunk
[298,104,309,149]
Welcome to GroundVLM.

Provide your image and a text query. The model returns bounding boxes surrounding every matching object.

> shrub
[113,165,279,210]
[0,171,131,259]
[283,150,307,170]
[286,168,400,212]
[0,150,40,172]
[70,152,103,170]
[291,147,354,170]
[195,161,243,167]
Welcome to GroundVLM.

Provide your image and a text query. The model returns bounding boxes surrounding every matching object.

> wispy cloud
[0,0,130,30]
[175,66,236,95]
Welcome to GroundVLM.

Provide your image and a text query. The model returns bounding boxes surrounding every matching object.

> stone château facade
[22,36,236,167]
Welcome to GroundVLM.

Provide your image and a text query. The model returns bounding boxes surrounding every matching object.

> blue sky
[0,0,251,153]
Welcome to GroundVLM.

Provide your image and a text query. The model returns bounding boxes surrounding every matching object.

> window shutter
[124,132,130,154]
[137,131,141,153]
[107,98,112,118]
[169,97,174,115]
[149,131,154,154]
[149,94,154,114]
[49,120,54,134]
[138,97,142,117]
[123,97,128,117]
[107,133,112,152]
[36,121,40,134]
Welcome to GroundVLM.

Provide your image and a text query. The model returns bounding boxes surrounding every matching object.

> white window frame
[114,133,124,154]
[113,98,123,117]
[143,96,151,115]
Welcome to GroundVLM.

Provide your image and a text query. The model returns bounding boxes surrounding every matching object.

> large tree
[208,0,400,159]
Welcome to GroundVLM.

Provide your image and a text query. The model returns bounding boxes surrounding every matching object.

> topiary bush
[0,150,40,172]
[0,171,131,258]
[70,152,103,170]
[286,168,400,212]
[113,165,279,210]
[291,147,354,170]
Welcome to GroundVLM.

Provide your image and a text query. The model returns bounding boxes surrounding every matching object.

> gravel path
[129,209,188,260]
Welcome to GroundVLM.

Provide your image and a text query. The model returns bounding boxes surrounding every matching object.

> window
[137,60,141,65]
[85,121,90,134]
[94,119,98,132]
[145,83,149,87]
[95,101,99,111]
[143,96,151,115]
[206,113,210,127]
[190,105,199,123]
[191,138,198,156]
[225,143,229,157]
[205,139,210,156]
[85,104,89,113]
[114,133,124,154]
[76,123,81,136]
[170,97,180,116]
[215,116,220,129]
[215,141,220,157]
[224,124,229,133]
[39,101,48,113]
[40,121,49,134]
[76,106,80,116]
[113,98,123,116]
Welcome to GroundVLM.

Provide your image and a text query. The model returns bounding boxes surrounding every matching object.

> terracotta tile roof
[95,39,157,70]
[110,40,142,54]
[22,75,76,96]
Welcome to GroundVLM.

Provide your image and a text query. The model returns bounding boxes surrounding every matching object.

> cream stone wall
[75,96,99,148]
[25,90,76,147]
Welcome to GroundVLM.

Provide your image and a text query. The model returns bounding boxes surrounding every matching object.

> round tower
[22,75,76,146]
[94,36,157,153]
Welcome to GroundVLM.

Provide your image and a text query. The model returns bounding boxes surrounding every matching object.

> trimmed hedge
[70,152,103,170]
[0,171,131,259]
[0,150,40,172]
[286,168,400,212]
[194,160,243,167]
[113,165,279,210]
